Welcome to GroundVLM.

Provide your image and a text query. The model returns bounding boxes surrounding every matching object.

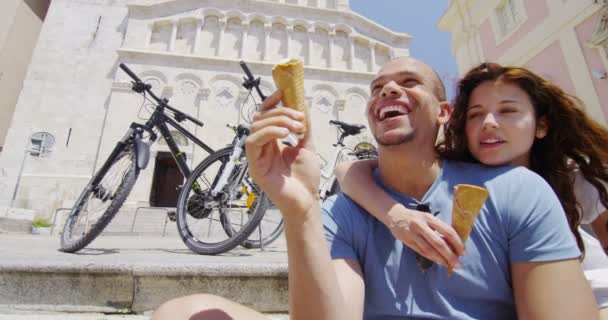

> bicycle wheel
[60,144,139,253]
[239,201,284,249]
[176,147,269,255]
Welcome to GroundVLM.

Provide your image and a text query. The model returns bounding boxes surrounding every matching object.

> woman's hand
[334,159,465,268]
[386,205,465,269]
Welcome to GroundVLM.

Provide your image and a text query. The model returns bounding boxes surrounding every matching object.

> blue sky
[350,0,458,99]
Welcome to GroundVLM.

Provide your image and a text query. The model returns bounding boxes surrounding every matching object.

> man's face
[367,57,444,147]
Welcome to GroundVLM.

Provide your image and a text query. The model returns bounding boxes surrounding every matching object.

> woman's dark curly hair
[438,62,608,255]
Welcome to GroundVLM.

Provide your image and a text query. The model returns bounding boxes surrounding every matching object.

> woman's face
[465,80,545,168]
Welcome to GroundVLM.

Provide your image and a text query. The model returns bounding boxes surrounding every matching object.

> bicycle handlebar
[119,63,142,83]
[119,63,204,127]
[239,61,266,101]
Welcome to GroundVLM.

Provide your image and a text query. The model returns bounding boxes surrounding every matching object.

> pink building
[438,0,608,125]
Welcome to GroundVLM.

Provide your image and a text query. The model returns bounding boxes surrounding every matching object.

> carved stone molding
[162,85,174,97]
[198,88,211,100]
[335,99,346,111]
[112,81,133,92]
[178,80,198,95]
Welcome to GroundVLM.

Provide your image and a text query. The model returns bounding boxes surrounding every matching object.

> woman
[335,62,608,315]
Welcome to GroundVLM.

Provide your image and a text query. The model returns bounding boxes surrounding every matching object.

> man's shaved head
[378,57,447,102]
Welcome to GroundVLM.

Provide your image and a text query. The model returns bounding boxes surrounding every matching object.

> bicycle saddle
[329,120,366,136]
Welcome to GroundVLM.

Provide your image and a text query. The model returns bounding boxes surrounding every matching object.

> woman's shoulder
[444,160,547,186]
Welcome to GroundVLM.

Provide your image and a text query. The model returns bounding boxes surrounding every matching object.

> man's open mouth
[378,105,410,120]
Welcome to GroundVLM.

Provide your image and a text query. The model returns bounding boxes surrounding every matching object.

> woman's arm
[572,171,608,254]
[334,160,465,267]
[591,210,608,254]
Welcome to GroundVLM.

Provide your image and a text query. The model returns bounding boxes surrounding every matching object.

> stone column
[307,27,314,65]
[239,22,249,59]
[215,18,227,56]
[369,41,376,72]
[286,25,293,59]
[328,30,335,69]
[348,36,354,70]
[145,23,153,50]
[263,23,272,61]
[193,19,203,54]
[169,20,178,51]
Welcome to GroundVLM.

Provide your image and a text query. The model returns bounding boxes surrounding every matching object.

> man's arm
[246,91,362,320]
[512,259,598,320]
[502,168,599,319]
[283,208,365,320]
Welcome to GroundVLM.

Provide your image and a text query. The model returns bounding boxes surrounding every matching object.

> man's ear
[536,116,548,139]
[437,101,452,125]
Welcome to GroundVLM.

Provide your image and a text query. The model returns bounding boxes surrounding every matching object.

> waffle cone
[272,59,307,134]
[448,184,489,276]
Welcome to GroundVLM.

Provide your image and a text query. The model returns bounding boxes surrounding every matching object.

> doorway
[150,152,184,207]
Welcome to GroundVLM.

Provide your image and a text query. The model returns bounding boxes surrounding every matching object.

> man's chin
[375,132,414,146]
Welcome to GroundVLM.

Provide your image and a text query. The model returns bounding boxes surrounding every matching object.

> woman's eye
[467,112,482,119]
[501,108,518,114]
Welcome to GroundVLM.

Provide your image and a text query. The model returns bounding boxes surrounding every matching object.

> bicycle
[60,63,218,253]
[174,61,281,255]
[236,119,375,250]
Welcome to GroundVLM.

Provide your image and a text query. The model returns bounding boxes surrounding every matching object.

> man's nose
[380,81,402,98]
[482,113,499,129]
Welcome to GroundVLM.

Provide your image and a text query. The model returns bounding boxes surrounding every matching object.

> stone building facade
[0,0,412,217]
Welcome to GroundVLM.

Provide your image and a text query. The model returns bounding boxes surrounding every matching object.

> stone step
[0,311,288,320]
[0,234,288,316]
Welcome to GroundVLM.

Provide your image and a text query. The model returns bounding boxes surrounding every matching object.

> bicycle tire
[239,202,284,249]
[60,145,139,253]
[242,176,341,249]
[176,147,269,255]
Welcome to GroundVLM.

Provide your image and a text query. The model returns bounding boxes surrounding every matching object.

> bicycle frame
[318,144,355,199]
[153,113,215,178]
[117,63,215,181]
[210,132,247,197]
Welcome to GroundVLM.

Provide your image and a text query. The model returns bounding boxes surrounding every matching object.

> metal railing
[50,205,176,237]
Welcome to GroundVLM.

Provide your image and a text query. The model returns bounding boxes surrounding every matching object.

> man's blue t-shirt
[322,160,580,320]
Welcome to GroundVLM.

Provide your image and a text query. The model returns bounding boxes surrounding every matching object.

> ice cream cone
[448,184,489,276]
[272,59,307,135]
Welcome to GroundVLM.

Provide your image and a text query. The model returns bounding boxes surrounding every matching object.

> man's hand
[386,207,464,269]
[246,90,321,218]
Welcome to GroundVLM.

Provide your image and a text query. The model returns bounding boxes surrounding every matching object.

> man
[152,57,597,319]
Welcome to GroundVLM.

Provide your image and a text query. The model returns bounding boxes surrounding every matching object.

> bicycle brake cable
[136,91,151,121]
[241,89,258,124]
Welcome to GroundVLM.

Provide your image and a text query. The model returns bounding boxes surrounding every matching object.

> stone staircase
[0,233,288,318]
